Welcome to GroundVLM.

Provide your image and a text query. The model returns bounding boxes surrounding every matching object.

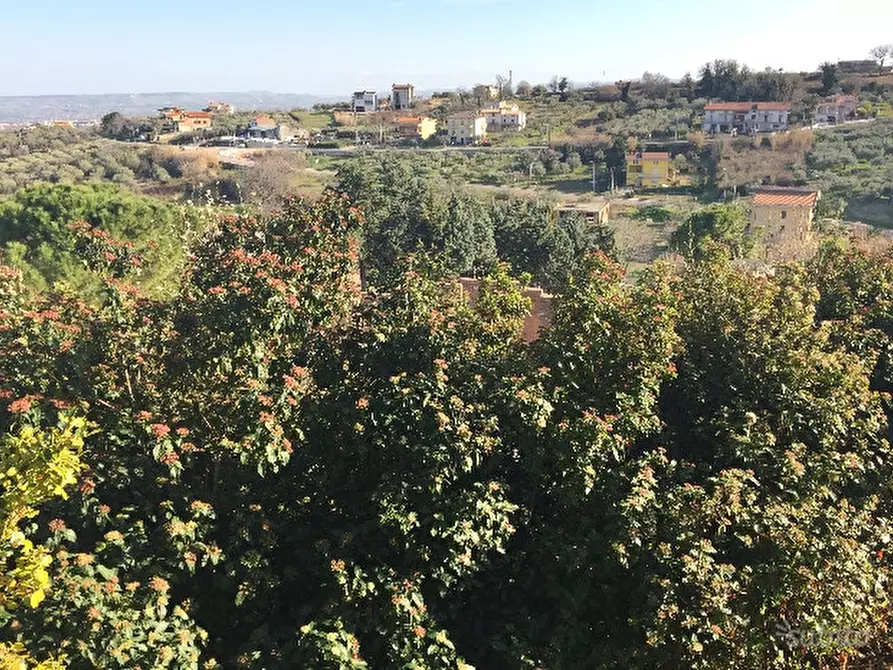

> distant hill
[0,91,347,123]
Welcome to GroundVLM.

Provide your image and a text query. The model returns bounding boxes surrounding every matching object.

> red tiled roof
[752,188,819,208]
[820,94,858,104]
[628,152,670,161]
[704,102,792,112]
[183,111,211,119]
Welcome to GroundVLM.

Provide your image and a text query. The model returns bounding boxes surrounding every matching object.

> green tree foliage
[697,60,794,101]
[0,183,199,299]
[336,154,614,290]
[99,112,154,142]
[807,118,893,210]
[670,203,754,259]
[0,126,229,199]
[820,61,841,95]
[3,189,893,669]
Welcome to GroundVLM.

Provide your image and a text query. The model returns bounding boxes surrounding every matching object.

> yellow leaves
[0,413,86,615]
[28,589,45,609]
[0,642,65,670]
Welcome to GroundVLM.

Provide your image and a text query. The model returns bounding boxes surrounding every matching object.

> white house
[703,102,792,134]
[481,102,527,131]
[392,83,414,110]
[245,116,295,141]
[352,90,378,113]
[814,95,859,124]
[446,113,487,145]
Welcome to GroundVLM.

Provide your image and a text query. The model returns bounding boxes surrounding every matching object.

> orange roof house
[703,102,792,112]
[394,116,438,140]
[750,187,820,246]
[752,188,819,208]
[175,111,213,132]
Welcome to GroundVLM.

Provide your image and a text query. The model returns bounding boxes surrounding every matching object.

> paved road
[306,144,549,157]
[207,142,550,159]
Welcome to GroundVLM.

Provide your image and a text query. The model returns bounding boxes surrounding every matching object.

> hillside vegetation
[1,188,893,668]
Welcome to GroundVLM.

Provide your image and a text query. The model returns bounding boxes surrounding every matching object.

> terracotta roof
[819,94,858,104]
[752,188,819,208]
[628,152,670,161]
[253,115,276,125]
[704,102,792,112]
[392,83,413,89]
[183,111,211,119]
[397,116,422,125]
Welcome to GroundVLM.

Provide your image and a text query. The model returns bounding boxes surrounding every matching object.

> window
[781,210,787,219]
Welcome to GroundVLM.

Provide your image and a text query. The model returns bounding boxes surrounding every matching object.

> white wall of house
[703,107,789,134]
[352,91,378,113]
[482,104,527,131]
[447,116,487,144]
[392,86,414,110]
[814,101,858,124]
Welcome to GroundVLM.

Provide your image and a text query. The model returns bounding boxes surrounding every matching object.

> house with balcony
[626,151,672,187]
[481,101,527,131]
[446,113,487,145]
[352,90,378,113]
[814,95,858,124]
[392,84,414,110]
[703,102,791,134]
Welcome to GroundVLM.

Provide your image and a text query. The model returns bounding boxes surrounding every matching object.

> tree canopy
[0,182,203,300]
[3,181,893,669]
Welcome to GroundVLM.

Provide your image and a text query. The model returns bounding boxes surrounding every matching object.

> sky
[1,0,891,96]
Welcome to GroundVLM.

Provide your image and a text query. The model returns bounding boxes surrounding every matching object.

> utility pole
[592,160,597,193]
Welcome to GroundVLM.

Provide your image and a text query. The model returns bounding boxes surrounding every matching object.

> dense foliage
[808,118,893,205]
[670,204,754,259]
[1,183,893,668]
[336,154,615,291]
[0,127,228,200]
[0,183,206,299]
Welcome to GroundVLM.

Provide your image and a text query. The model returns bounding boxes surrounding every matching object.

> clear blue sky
[2,0,891,96]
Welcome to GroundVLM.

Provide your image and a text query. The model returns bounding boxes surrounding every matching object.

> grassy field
[289,111,334,130]
[608,214,675,272]
[286,167,335,199]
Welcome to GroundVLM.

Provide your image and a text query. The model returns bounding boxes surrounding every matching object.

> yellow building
[175,112,212,132]
[750,187,820,244]
[396,116,438,140]
[626,151,672,187]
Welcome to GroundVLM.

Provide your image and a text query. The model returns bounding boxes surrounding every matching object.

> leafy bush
[0,183,202,299]
[631,205,674,222]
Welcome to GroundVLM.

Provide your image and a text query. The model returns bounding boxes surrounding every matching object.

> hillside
[0,91,344,123]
